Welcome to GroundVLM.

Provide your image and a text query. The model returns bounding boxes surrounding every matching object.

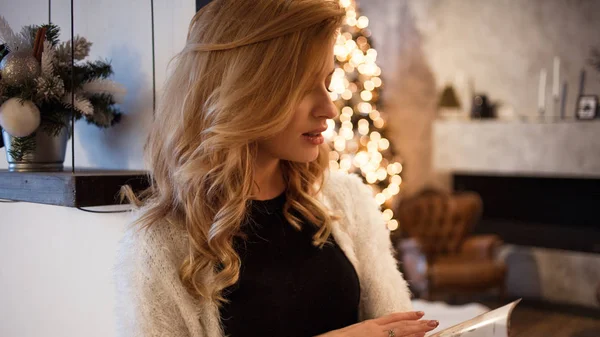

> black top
[220,191,361,337]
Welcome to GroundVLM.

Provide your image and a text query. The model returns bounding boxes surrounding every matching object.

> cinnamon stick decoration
[33,27,47,62]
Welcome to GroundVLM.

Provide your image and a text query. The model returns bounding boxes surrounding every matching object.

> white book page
[428,299,521,337]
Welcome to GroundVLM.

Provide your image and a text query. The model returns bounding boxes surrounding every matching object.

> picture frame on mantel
[575,95,599,120]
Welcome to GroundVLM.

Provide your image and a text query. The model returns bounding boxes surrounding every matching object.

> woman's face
[257,45,337,164]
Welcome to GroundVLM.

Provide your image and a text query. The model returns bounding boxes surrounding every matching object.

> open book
[428,299,521,337]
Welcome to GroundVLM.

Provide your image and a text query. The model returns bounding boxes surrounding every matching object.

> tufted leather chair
[392,189,507,300]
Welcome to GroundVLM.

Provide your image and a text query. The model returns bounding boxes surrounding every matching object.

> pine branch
[4,77,38,101]
[39,101,71,137]
[73,94,93,116]
[111,109,123,125]
[16,23,60,52]
[56,60,113,93]
[0,16,27,51]
[55,35,91,64]
[71,36,91,60]
[7,132,36,161]
[41,23,61,46]
[19,25,38,48]
[41,40,56,77]
[85,105,122,128]
[80,59,113,81]
[34,75,65,103]
[62,92,94,116]
[82,78,127,103]
[40,114,69,137]
[0,16,15,46]
[85,93,122,127]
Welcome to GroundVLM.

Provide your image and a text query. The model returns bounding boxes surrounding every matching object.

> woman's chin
[286,150,320,163]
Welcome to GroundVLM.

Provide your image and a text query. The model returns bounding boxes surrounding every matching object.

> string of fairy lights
[325,0,401,231]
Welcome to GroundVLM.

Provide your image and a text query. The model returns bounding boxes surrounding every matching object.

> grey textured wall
[360,0,600,195]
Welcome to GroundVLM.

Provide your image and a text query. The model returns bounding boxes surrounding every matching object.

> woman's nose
[315,98,338,120]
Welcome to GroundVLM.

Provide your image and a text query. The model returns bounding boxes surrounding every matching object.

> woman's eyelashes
[305,78,333,95]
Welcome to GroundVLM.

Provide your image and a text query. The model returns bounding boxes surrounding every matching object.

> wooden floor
[482,299,600,337]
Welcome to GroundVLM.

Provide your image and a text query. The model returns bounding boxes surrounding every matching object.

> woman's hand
[316,311,439,337]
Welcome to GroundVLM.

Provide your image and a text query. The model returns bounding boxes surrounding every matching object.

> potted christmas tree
[0,17,125,172]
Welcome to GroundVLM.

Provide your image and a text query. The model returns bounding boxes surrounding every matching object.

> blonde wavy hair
[123,0,345,306]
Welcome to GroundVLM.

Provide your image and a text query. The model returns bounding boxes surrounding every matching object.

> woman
[115,0,439,336]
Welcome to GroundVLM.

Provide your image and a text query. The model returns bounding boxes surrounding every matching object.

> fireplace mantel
[433,120,600,253]
[433,120,600,178]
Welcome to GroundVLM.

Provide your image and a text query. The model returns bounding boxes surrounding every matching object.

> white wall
[0,1,193,336]
[0,202,131,337]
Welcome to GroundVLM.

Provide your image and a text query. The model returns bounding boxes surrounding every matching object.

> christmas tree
[326,0,402,231]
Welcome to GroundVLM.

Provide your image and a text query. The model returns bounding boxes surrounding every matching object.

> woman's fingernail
[416,311,425,317]
[427,320,439,327]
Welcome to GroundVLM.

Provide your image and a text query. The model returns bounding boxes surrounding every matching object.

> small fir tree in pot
[0,17,125,170]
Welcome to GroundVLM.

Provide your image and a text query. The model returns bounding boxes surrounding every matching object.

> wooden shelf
[0,169,150,207]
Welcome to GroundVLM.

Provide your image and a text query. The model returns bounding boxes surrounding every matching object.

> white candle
[539,68,547,112]
[553,56,560,98]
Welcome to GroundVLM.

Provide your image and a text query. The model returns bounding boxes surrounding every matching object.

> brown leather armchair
[392,189,506,300]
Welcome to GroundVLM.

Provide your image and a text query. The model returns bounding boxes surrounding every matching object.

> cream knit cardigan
[114,170,413,337]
